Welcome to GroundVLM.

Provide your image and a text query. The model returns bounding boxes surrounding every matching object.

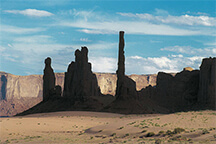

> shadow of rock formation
[0,75,7,100]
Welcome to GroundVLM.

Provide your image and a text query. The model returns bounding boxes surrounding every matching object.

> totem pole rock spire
[115,31,137,100]
[117,31,125,76]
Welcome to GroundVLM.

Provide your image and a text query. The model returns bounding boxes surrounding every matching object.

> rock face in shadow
[63,47,101,102]
[43,57,56,101]
[115,31,137,100]
[142,68,200,112]
[198,57,216,110]
[0,71,156,116]
[0,75,7,100]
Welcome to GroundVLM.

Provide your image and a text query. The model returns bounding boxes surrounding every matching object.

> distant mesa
[14,31,216,116]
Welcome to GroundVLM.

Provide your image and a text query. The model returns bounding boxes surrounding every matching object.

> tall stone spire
[115,31,137,100]
[117,31,125,76]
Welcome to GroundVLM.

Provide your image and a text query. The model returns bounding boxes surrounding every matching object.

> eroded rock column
[43,57,55,101]
[63,47,100,101]
[115,31,137,100]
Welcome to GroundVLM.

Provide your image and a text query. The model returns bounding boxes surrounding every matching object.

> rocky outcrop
[149,68,200,112]
[198,57,216,110]
[43,57,56,101]
[63,47,101,101]
[0,72,156,116]
[115,31,137,100]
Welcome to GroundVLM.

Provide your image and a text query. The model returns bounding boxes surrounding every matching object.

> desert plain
[0,110,216,144]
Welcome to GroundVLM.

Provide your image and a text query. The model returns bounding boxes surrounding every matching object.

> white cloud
[4,9,53,17]
[57,9,215,36]
[14,35,53,43]
[126,55,203,74]
[161,45,216,56]
[60,21,202,36]
[117,12,216,26]
[80,38,91,42]
[1,25,45,34]
[89,57,117,73]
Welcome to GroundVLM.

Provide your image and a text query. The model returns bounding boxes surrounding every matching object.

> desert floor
[0,110,216,144]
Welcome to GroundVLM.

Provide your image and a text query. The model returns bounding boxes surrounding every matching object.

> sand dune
[0,110,215,143]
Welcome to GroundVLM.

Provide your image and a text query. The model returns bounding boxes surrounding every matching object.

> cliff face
[198,58,216,109]
[0,72,156,116]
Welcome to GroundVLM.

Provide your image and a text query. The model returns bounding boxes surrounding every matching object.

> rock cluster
[198,57,216,109]
[63,47,101,101]
[115,31,137,100]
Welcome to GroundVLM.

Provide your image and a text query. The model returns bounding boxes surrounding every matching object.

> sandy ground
[0,110,216,144]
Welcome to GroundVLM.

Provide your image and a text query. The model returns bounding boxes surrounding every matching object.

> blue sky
[0,0,215,75]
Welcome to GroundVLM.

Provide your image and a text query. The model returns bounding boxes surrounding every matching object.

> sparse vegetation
[119,126,124,129]
[128,121,136,125]
[146,132,155,137]
[111,133,116,136]
[202,129,209,134]
[173,127,185,134]
[158,131,165,134]
[155,139,162,144]
[125,133,129,137]
[141,130,147,133]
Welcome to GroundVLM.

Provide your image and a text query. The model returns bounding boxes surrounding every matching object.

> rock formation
[115,31,137,100]
[198,57,216,110]
[63,47,101,102]
[152,68,199,112]
[0,71,156,116]
[43,57,56,101]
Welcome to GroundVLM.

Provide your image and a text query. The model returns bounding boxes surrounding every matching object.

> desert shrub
[213,134,216,138]
[119,126,124,129]
[165,130,172,136]
[111,133,116,136]
[146,132,155,137]
[202,129,209,134]
[159,131,165,134]
[125,133,129,137]
[155,139,161,144]
[141,130,147,133]
[173,128,185,134]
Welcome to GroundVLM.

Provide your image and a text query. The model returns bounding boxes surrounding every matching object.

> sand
[0,110,216,143]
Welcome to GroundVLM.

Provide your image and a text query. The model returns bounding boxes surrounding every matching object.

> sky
[0,0,216,76]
